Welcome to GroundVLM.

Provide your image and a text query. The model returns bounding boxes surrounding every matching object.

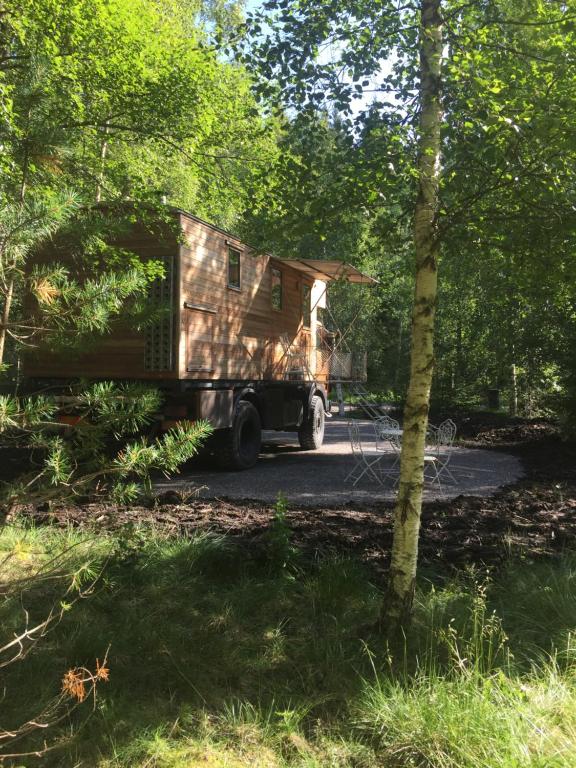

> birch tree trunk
[383,0,443,627]
[511,361,518,416]
[95,124,110,203]
[0,144,29,367]
[0,277,15,367]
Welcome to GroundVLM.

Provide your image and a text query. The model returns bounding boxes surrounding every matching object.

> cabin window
[271,267,282,310]
[302,284,312,329]
[228,246,241,289]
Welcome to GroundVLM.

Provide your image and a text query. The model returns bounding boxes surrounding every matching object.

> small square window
[271,267,282,310]
[228,247,241,289]
[302,284,311,329]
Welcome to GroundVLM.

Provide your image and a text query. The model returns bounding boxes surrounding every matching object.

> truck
[24,208,375,468]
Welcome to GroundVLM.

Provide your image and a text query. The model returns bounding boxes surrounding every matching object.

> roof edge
[93,202,377,284]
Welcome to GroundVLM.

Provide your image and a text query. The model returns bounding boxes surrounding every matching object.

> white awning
[277,259,377,284]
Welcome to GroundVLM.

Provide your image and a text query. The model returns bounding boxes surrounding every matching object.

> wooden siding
[178,215,323,382]
[24,210,328,383]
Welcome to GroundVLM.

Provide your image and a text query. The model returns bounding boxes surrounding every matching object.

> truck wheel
[298,395,325,450]
[218,401,262,470]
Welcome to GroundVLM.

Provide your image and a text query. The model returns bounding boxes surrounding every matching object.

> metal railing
[317,349,367,381]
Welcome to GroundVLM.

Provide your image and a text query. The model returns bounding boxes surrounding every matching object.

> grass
[1,519,576,767]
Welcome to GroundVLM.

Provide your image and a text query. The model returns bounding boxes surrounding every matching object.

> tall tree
[241,0,576,621]
[386,0,442,624]
[0,0,281,368]
[241,0,444,623]
[0,191,79,366]
[433,0,576,416]
[1,0,279,225]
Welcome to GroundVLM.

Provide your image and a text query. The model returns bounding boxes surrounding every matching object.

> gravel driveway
[156,416,524,507]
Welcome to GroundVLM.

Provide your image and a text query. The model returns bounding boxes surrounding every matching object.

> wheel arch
[307,383,327,413]
[234,386,264,421]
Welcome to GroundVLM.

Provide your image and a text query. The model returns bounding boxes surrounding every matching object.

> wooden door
[185,303,216,374]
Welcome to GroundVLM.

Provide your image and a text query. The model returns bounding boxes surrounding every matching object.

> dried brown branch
[0,534,111,759]
[0,650,110,758]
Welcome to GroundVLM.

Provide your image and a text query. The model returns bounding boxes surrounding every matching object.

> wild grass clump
[356,662,576,768]
[351,564,576,767]
[1,520,576,766]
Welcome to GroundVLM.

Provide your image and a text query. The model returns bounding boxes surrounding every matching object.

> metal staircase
[348,382,391,419]
[332,381,391,419]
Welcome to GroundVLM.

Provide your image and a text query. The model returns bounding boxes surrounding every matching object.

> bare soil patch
[13,415,576,576]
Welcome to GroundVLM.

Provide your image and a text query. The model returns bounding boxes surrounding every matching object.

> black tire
[218,401,262,470]
[298,395,325,450]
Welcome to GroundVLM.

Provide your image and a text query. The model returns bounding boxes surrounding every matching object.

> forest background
[2,0,575,430]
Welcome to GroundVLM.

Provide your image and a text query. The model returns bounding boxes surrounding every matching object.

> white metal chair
[424,418,457,492]
[345,420,383,486]
[373,415,402,482]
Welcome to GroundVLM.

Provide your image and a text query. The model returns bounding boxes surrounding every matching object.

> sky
[240,0,396,118]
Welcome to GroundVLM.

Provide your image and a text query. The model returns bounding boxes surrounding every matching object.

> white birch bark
[384,0,443,626]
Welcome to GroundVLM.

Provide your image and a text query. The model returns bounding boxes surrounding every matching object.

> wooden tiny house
[25,208,375,468]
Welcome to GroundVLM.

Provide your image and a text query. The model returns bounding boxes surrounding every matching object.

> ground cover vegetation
[3,448,576,766]
[1,414,574,764]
